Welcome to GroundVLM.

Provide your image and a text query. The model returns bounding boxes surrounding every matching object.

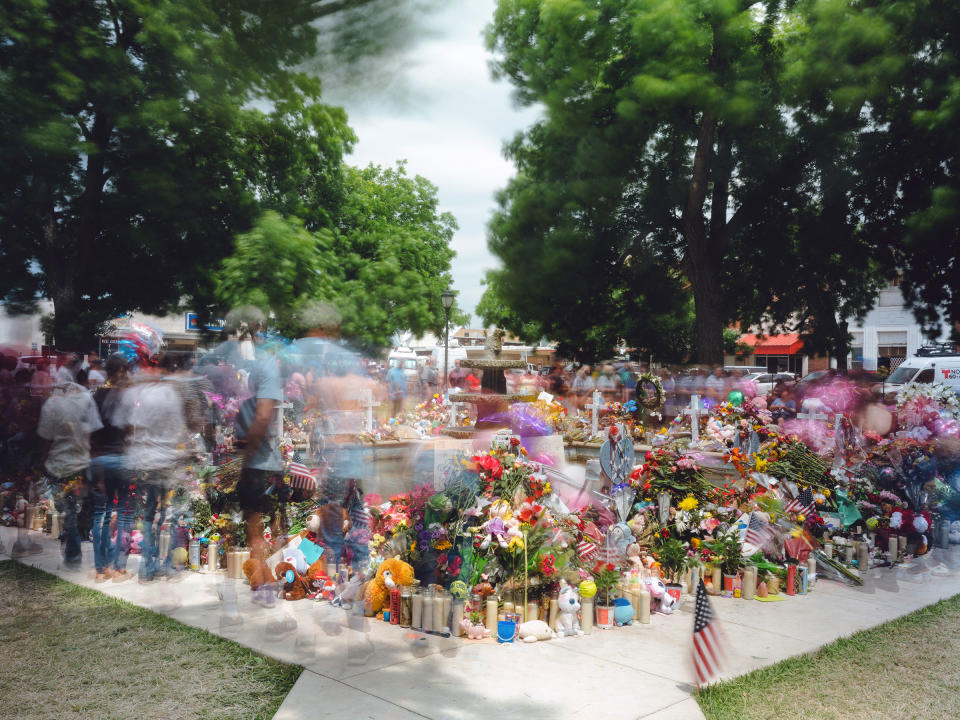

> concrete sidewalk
[3,525,959,720]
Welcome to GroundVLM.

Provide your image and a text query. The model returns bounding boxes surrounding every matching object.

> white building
[847,283,949,371]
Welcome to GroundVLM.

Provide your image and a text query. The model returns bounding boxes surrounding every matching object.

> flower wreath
[634,372,665,411]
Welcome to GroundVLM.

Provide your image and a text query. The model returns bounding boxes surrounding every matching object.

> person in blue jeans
[91,353,135,582]
[36,380,103,569]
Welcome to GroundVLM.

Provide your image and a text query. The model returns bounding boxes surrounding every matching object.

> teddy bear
[243,557,276,590]
[517,619,556,643]
[275,560,311,601]
[363,557,415,615]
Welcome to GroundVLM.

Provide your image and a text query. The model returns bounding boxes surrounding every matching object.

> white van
[387,347,421,382]
[877,346,960,400]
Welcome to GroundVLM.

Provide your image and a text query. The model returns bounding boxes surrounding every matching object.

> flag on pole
[744,512,775,551]
[288,462,318,491]
[784,487,814,516]
[577,540,598,561]
[692,579,727,687]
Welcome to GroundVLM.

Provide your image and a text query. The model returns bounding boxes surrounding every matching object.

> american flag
[288,462,318,491]
[744,513,775,551]
[784,487,814,516]
[577,540,598,561]
[692,579,728,687]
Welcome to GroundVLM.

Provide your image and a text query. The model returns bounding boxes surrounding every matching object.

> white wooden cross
[359,389,380,432]
[585,389,604,438]
[447,400,459,428]
[683,394,704,444]
[797,409,829,423]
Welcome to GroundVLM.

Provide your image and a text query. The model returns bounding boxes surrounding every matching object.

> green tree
[486,0,908,364]
[329,162,460,353]
[0,0,352,349]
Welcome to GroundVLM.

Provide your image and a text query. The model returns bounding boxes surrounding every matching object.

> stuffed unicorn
[645,576,677,615]
[556,580,584,637]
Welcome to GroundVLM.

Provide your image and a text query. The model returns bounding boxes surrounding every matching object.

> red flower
[510,437,520,447]
[630,467,642,480]
[474,454,503,480]
[605,563,614,572]
[645,451,654,461]
[661,528,670,537]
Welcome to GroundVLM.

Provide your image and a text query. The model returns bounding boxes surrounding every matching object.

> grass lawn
[697,593,960,720]
[0,560,301,720]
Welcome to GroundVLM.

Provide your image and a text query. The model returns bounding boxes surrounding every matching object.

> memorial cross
[585,390,604,438]
[683,394,705,444]
[359,389,380,432]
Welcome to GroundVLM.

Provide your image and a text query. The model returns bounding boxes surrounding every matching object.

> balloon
[579,580,597,599]
[727,390,744,407]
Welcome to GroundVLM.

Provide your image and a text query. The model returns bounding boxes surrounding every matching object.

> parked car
[744,371,796,395]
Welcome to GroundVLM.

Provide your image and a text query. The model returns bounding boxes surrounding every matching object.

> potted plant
[591,562,621,629]
[655,537,690,604]
[707,526,743,595]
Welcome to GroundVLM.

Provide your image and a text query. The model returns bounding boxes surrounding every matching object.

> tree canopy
[485,0,960,362]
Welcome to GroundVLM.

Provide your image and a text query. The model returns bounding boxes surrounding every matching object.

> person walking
[386,363,407,417]
[34,377,103,569]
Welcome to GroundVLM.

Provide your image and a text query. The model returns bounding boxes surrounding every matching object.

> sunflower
[678,495,698,512]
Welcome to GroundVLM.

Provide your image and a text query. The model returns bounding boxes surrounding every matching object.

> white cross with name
[683,394,704,444]
[447,401,459,428]
[797,409,829,422]
[585,389,604,438]
[359,389,380,432]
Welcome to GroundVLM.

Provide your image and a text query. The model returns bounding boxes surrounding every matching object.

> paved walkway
[3,525,959,720]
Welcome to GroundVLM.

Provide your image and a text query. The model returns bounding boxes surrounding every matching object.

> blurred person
[86,357,106,389]
[55,353,82,385]
[619,364,636,403]
[448,359,466,390]
[769,387,797,424]
[572,365,595,408]
[420,357,439,400]
[705,366,725,401]
[386,362,407,417]
[90,353,134,582]
[117,356,187,582]
[596,364,618,400]
[30,359,53,397]
[29,374,103,567]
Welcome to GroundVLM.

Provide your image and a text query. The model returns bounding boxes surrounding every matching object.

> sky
[313,0,540,324]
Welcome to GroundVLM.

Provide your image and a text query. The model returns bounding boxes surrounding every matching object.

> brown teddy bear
[304,556,329,594]
[243,557,275,590]
[275,560,311,601]
[363,557,415,615]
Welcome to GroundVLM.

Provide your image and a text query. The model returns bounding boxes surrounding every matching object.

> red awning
[740,333,804,355]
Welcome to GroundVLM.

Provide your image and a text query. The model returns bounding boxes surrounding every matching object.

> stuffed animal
[305,555,328,590]
[645,576,677,615]
[478,500,522,550]
[243,557,276,590]
[517,619,556,643]
[949,520,960,544]
[614,597,635,626]
[556,580,584,637]
[461,617,491,639]
[275,560,311,601]
[363,557,415,615]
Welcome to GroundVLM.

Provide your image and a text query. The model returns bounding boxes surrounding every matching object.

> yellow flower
[507,536,525,552]
[543,482,552,494]
[691,538,701,548]
[823,489,831,498]
[678,495,698,511]
[434,539,452,551]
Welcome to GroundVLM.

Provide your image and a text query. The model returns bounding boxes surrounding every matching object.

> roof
[740,333,804,355]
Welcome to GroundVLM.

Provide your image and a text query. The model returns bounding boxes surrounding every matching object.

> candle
[807,556,817,587]
[400,588,412,628]
[857,542,870,575]
[485,598,498,635]
[240,548,251,572]
[526,602,538,621]
[637,584,651,624]
[206,540,218,572]
[24,506,35,531]
[786,564,796,595]
[502,601,515,615]
[190,541,201,571]
[450,599,465,637]
[844,544,854,563]
[898,534,908,554]
[824,541,833,559]
[411,588,423,629]
[50,512,62,540]
[711,564,722,591]
[433,590,447,632]
[390,588,401,625]
[742,567,756,600]
[888,536,899,561]
[689,566,701,594]
[580,597,593,634]
[422,590,435,632]
[548,597,559,630]
[443,594,451,628]
[798,566,808,594]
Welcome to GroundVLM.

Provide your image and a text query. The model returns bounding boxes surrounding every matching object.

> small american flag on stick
[783,487,814,516]
[577,540,598,561]
[692,579,728,687]
[288,462,318,491]
[744,512,775,551]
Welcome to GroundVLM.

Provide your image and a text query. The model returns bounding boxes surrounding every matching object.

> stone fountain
[441,329,536,438]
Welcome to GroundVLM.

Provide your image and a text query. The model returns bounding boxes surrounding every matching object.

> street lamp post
[441,289,455,395]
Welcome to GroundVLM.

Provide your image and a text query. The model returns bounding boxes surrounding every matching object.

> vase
[767,575,780,594]
[595,603,615,629]
[665,583,683,605]
[722,573,739,595]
